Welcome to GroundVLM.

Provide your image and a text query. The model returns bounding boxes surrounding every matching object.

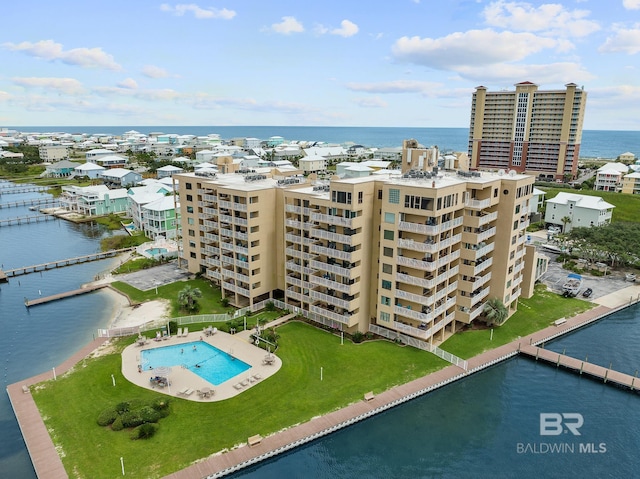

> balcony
[309,304,351,325]
[311,212,353,228]
[202,194,217,203]
[286,261,316,276]
[219,199,247,212]
[471,287,490,307]
[285,247,314,261]
[202,207,218,216]
[286,218,313,231]
[286,275,315,290]
[395,265,459,289]
[206,269,222,280]
[310,290,355,310]
[513,261,525,274]
[474,257,493,275]
[466,211,498,228]
[309,260,355,278]
[223,282,250,297]
[398,221,439,236]
[286,204,315,215]
[310,228,355,245]
[310,275,356,294]
[286,288,307,303]
[395,289,435,307]
[478,226,497,242]
[310,243,353,261]
[394,305,433,322]
[393,321,428,340]
[397,256,437,273]
[465,197,491,209]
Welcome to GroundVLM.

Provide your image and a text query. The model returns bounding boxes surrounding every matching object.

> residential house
[141,195,179,240]
[127,183,172,231]
[544,192,614,232]
[157,165,184,179]
[43,160,81,177]
[60,185,129,216]
[100,168,142,187]
[74,162,105,179]
[593,162,629,191]
[86,148,116,161]
[621,172,640,195]
[298,154,327,174]
[39,145,69,162]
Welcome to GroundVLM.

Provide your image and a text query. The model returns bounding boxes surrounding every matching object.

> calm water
[141,341,250,385]
[1,126,639,478]
[8,126,640,159]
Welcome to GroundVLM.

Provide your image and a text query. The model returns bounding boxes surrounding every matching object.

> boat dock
[519,344,638,390]
[24,283,109,307]
[0,185,52,195]
[0,247,135,278]
[0,197,60,209]
[0,214,58,227]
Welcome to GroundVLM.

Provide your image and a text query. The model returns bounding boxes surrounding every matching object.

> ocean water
[8,126,640,160]
[1,127,639,478]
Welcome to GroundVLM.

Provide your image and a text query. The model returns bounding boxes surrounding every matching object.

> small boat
[562,273,583,297]
[540,243,562,254]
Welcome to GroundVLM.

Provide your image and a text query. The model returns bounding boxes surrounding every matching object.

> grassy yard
[111,278,231,317]
[440,285,593,359]
[33,321,448,479]
[541,187,640,224]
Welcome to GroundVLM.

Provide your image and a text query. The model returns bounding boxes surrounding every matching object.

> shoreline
[7,278,640,478]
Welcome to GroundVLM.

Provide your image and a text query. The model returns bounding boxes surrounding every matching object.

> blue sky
[1,0,639,129]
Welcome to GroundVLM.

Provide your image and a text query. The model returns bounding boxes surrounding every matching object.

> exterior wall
[469,83,587,180]
[522,244,548,299]
[39,145,69,162]
[544,201,613,231]
[594,171,622,191]
[621,175,640,195]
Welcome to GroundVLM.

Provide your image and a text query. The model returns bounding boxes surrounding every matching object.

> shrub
[120,411,144,428]
[97,408,118,427]
[152,398,169,411]
[352,331,365,343]
[111,416,124,431]
[139,406,162,424]
[265,301,275,312]
[115,401,130,414]
[131,423,157,440]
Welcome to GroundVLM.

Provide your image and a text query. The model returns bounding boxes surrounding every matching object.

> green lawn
[111,278,231,317]
[541,187,640,224]
[440,285,593,359]
[33,321,448,479]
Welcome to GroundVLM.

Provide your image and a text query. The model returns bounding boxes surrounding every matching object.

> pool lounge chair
[253,373,262,381]
[177,387,189,396]
[177,327,183,337]
[233,383,243,390]
[182,327,189,337]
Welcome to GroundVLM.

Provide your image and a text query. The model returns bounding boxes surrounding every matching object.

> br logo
[540,413,584,436]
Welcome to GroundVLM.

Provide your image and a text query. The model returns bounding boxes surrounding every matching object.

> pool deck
[122,329,282,401]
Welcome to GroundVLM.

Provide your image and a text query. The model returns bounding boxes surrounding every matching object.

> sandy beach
[100,280,171,330]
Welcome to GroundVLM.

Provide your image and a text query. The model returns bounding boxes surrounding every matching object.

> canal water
[1,181,639,478]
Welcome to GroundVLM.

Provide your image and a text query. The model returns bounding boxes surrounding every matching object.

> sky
[1,0,639,129]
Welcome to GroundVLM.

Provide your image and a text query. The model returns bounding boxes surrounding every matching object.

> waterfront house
[621,172,640,195]
[141,195,179,240]
[85,148,116,161]
[100,168,142,188]
[127,183,173,231]
[544,192,614,232]
[74,162,105,179]
[60,185,129,216]
[43,160,81,178]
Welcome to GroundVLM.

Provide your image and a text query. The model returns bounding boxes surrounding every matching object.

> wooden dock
[24,283,109,307]
[0,185,51,195]
[2,247,135,277]
[0,214,58,227]
[0,197,60,209]
[519,344,639,390]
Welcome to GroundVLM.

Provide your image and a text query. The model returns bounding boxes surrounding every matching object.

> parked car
[582,288,593,298]
[548,226,561,234]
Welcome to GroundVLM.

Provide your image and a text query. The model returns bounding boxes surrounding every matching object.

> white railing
[310,244,353,261]
[478,211,498,226]
[474,242,495,259]
[368,324,467,370]
[465,198,491,209]
[478,226,497,242]
[513,261,525,274]
[309,260,354,277]
[309,304,351,325]
[397,256,437,272]
[394,305,432,322]
[286,218,313,231]
[471,287,490,307]
[398,221,439,236]
[474,257,493,275]
[310,290,353,310]
[397,239,439,254]
[309,275,354,294]
[394,321,428,339]
[310,228,355,245]
[395,289,435,306]
[311,212,353,228]
[286,289,307,302]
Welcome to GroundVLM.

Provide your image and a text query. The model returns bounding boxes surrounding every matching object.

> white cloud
[455,62,594,84]
[3,40,121,70]
[159,3,236,20]
[12,77,85,95]
[346,80,442,94]
[353,97,388,108]
[117,78,138,89]
[0,90,11,102]
[623,0,640,10]
[270,16,304,35]
[331,20,359,38]
[483,1,600,38]
[141,65,171,78]
[392,29,558,69]
[599,24,640,54]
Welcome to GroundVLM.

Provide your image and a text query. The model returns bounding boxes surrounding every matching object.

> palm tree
[178,285,202,312]
[482,297,509,326]
[560,215,572,233]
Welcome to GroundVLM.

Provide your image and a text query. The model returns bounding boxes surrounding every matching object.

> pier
[0,197,60,209]
[0,214,58,227]
[0,185,52,195]
[0,247,135,278]
[519,344,638,390]
[24,283,109,307]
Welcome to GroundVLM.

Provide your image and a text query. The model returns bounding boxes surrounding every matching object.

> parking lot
[117,262,193,291]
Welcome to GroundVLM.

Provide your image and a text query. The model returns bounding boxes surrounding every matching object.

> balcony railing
[286,218,313,231]
[309,260,354,278]
[478,226,497,242]
[310,228,355,245]
[465,198,491,209]
[474,257,493,275]
[309,304,351,325]
[310,275,355,294]
[395,289,435,306]
[286,288,307,302]
[471,287,490,307]
[311,212,353,228]
[310,290,354,310]
[394,305,433,322]
[478,211,498,226]
[218,199,247,212]
[310,244,353,261]
[223,282,250,297]
[398,221,439,236]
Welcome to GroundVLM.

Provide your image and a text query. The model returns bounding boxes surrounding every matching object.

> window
[383,230,394,240]
[185,183,192,190]
[186,206,194,213]
[384,212,395,224]
[513,220,518,230]
[251,226,259,233]
[380,311,390,322]
[189,241,196,248]
[190,252,196,258]
[186,194,193,202]
[358,191,363,204]
[383,247,393,257]
[187,217,194,225]
[332,190,352,204]
[381,296,391,306]
[382,263,392,274]
[250,211,259,218]
[389,189,400,204]
[378,189,383,200]
[382,279,392,290]
[188,229,195,237]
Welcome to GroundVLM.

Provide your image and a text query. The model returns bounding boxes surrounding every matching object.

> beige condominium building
[175,142,542,348]
[468,82,587,181]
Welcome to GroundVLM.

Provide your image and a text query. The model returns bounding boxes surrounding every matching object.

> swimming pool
[141,341,250,386]
[146,247,168,257]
